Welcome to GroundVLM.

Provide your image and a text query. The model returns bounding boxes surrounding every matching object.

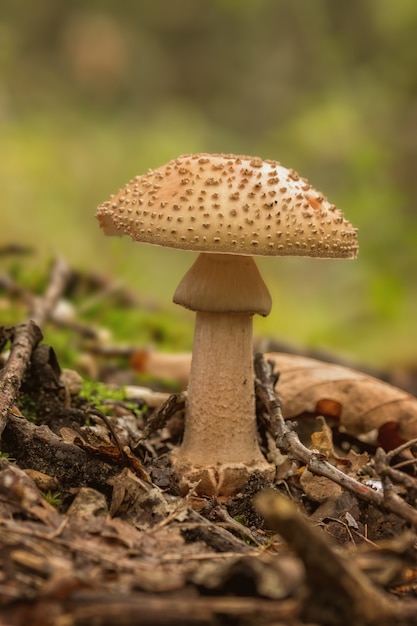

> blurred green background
[1,0,416,367]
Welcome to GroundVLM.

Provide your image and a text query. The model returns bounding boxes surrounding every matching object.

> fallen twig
[255,489,417,625]
[214,503,267,546]
[29,257,71,328]
[2,592,299,626]
[0,258,71,437]
[0,243,34,257]
[254,353,417,529]
[385,437,417,462]
[374,447,417,494]
[0,321,43,436]
[182,508,256,555]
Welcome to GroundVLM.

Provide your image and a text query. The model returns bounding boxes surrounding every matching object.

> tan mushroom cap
[96,153,358,259]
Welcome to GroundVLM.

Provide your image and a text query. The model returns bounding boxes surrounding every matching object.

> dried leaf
[66,487,108,519]
[108,468,172,524]
[310,421,342,462]
[0,461,63,528]
[265,353,417,446]
[76,440,151,482]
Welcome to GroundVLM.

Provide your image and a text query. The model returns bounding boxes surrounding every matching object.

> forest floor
[1,252,417,626]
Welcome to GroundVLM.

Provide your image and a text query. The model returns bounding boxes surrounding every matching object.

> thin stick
[254,354,417,529]
[255,489,417,625]
[0,258,71,437]
[29,257,71,328]
[0,321,42,436]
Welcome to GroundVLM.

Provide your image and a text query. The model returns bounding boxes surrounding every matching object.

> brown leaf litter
[1,255,417,625]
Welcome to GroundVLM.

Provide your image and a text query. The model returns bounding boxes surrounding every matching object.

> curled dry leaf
[265,352,417,447]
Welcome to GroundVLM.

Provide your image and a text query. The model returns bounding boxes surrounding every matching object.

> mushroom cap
[96,153,358,259]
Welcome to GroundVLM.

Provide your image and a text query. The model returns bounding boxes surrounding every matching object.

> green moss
[0,452,15,461]
[79,379,139,415]
[17,394,38,423]
[41,490,62,508]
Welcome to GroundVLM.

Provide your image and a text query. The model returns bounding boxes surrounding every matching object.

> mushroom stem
[173,310,273,496]
[183,311,258,462]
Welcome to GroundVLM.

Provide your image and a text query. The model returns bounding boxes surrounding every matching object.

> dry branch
[29,257,71,328]
[0,258,71,437]
[255,490,417,626]
[183,508,255,554]
[254,354,417,529]
[2,593,298,626]
[0,321,43,436]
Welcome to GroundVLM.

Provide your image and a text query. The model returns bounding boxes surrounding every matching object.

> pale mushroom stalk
[185,312,256,465]
[172,252,273,496]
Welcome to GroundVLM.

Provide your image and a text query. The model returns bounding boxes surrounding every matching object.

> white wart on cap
[96,153,359,259]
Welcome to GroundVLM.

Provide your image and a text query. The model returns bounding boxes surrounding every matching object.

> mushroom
[96,153,358,497]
